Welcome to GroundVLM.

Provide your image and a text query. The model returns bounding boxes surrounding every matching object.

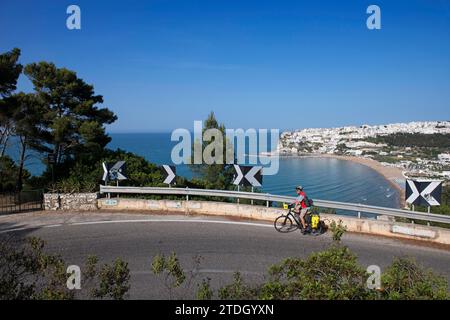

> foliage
[48,177,97,194]
[0,48,22,97]
[1,49,239,194]
[367,133,450,148]
[190,111,236,190]
[151,252,186,299]
[0,48,118,191]
[0,48,23,158]
[4,93,50,190]
[4,236,448,300]
[102,148,166,187]
[196,277,213,300]
[0,236,131,300]
[87,258,131,300]
[0,155,30,192]
[218,272,257,300]
[149,247,449,300]
[261,245,372,300]
[380,257,449,300]
[0,236,73,300]
[329,219,347,242]
[151,252,208,299]
[23,61,117,168]
[335,143,348,154]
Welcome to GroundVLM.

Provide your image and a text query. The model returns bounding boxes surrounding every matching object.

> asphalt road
[1,212,450,299]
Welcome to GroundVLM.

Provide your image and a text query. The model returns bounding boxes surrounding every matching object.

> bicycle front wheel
[274,215,294,233]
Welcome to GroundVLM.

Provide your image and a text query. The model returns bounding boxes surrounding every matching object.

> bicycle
[274,203,326,235]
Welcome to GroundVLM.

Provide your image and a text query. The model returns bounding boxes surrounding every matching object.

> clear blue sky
[1,0,450,132]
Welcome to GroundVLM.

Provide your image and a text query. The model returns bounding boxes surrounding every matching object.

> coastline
[321,155,406,208]
[272,153,407,208]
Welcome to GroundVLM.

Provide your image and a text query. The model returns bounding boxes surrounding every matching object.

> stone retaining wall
[44,193,99,211]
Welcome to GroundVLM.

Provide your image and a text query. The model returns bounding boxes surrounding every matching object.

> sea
[107,133,401,209]
[10,132,401,210]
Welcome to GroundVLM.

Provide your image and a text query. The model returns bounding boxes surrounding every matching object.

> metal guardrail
[100,185,450,225]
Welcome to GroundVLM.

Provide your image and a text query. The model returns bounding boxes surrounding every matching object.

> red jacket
[295,191,308,209]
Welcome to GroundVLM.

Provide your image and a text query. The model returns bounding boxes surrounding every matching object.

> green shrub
[263,245,373,300]
[381,257,449,300]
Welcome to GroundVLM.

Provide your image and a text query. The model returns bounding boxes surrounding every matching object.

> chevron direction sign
[102,161,127,182]
[405,179,442,206]
[233,165,263,187]
[162,165,176,185]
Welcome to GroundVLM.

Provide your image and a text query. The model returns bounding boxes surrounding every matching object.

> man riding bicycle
[292,185,310,233]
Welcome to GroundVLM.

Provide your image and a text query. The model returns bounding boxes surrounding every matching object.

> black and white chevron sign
[406,179,442,206]
[102,161,127,182]
[233,165,263,187]
[162,165,176,185]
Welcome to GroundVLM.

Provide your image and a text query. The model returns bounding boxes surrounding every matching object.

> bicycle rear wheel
[274,215,294,233]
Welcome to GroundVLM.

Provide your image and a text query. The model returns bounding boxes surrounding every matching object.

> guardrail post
[358,211,361,219]
[237,185,240,204]
[186,187,189,201]
[266,194,269,208]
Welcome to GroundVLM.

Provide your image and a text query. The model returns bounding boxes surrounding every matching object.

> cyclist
[292,185,310,233]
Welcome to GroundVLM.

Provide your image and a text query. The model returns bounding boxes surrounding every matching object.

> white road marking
[0,227,30,234]
[0,218,274,234]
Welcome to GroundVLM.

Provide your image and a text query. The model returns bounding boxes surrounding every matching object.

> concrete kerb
[97,197,450,246]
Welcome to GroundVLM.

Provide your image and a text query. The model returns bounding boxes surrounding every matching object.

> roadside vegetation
[152,225,449,300]
[0,236,130,300]
[1,225,447,300]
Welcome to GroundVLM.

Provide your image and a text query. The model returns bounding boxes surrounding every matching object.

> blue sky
[1,0,450,132]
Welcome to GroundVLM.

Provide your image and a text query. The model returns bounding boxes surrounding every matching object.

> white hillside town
[278,121,450,181]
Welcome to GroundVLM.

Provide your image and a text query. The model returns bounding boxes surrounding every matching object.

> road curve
[1,212,449,299]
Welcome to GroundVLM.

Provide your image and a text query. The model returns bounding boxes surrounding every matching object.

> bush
[329,219,347,242]
[0,236,131,300]
[0,237,73,300]
[218,272,257,300]
[89,258,130,300]
[262,245,373,300]
[381,257,449,300]
[151,252,206,299]
[196,278,213,300]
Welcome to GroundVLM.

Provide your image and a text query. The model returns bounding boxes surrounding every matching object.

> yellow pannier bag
[311,214,320,229]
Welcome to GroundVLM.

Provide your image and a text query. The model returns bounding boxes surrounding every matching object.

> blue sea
[12,132,401,209]
[108,133,401,209]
